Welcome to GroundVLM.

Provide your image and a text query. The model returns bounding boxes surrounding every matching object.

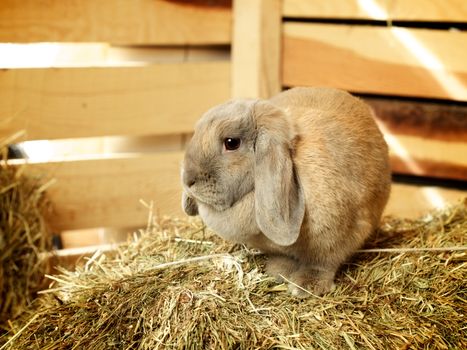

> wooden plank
[0,61,230,141]
[283,0,467,22]
[52,179,466,267]
[386,183,466,219]
[366,97,467,142]
[24,152,185,232]
[366,97,467,180]
[386,134,467,180]
[0,44,230,69]
[53,182,467,251]
[283,24,467,101]
[47,244,117,270]
[15,135,184,162]
[60,228,130,249]
[232,0,281,98]
[0,0,232,45]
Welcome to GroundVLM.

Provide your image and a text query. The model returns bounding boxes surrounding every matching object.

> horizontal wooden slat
[385,183,466,219]
[283,0,467,22]
[61,228,129,249]
[366,97,467,142]
[47,244,117,270]
[365,97,467,180]
[387,135,467,180]
[283,24,467,101]
[24,152,185,232]
[53,182,467,250]
[0,0,231,45]
[0,44,230,69]
[0,61,230,141]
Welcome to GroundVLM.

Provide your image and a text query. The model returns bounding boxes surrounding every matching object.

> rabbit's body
[182,87,391,296]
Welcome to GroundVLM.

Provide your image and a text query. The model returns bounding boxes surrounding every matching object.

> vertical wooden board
[0,62,230,140]
[26,152,185,232]
[283,0,467,22]
[283,24,467,101]
[232,0,281,99]
[0,0,232,44]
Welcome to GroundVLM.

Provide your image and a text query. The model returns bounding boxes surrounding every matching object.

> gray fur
[181,87,391,297]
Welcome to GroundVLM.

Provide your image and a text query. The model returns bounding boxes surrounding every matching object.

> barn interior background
[0,0,466,348]
[1,0,466,251]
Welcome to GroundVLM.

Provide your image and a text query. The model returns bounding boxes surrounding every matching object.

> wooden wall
[1,0,466,251]
[281,0,467,184]
[231,0,466,220]
[0,0,232,236]
[0,0,232,44]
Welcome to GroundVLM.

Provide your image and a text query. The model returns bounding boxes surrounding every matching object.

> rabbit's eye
[223,138,241,151]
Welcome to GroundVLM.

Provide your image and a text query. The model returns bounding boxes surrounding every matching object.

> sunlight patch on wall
[358,0,467,101]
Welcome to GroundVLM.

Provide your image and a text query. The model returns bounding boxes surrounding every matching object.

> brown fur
[181,87,391,297]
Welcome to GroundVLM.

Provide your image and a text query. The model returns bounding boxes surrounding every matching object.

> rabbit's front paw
[265,255,299,283]
[288,267,336,298]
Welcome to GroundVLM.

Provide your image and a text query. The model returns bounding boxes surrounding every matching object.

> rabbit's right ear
[253,101,305,246]
[182,191,198,216]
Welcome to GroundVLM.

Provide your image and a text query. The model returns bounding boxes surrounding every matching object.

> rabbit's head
[181,99,305,246]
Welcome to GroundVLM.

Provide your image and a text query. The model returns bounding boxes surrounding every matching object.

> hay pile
[0,159,52,334]
[1,200,466,349]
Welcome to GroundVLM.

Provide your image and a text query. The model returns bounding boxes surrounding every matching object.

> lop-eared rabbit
[181,87,391,297]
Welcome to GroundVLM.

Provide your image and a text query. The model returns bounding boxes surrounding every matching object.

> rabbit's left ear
[253,101,305,246]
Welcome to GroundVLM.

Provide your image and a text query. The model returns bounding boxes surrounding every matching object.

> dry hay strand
[1,199,466,349]
[0,159,52,333]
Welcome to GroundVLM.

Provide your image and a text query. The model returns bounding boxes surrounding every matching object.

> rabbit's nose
[183,169,197,188]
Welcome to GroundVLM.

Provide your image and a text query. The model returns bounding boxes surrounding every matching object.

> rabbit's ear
[182,191,198,216]
[253,101,305,246]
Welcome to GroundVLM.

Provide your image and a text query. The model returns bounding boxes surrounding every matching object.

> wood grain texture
[0,44,231,69]
[386,134,467,180]
[232,0,281,98]
[61,228,129,249]
[0,0,232,45]
[25,152,185,232]
[283,24,467,101]
[54,182,466,249]
[385,183,466,219]
[365,97,467,180]
[0,62,230,141]
[283,0,467,22]
[390,156,467,181]
[366,97,467,142]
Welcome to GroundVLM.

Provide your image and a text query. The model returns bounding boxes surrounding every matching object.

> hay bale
[1,200,466,349]
[0,160,52,334]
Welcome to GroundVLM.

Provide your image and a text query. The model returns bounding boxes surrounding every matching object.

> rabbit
[181,87,391,297]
